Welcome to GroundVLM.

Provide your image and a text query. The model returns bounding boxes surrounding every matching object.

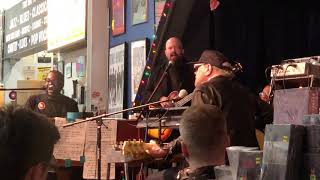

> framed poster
[111,0,125,36]
[57,61,64,74]
[65,63,72,78]
[132,0,148,25]
[130,39,148,102]
[155,0,166,31]
[108,43,126,118]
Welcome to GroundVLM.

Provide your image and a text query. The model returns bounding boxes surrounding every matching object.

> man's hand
[210,0,220,11]
[160,96,174,108]
[145,140,169,159]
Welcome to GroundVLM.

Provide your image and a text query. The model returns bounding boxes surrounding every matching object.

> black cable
[264,66,272,82]
[282,65,290,89]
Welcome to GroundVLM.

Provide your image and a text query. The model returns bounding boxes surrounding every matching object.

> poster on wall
[23,66,36,80]
[76,56,86,77]
[57,61,64,74]
[4,0,47,58]
[37,67,51,80]
[108,43,126,118]
[131,39,147,102]
[65,63,72,78]
[155,0,166,31]
[111,0,125,36]
[132,0,148,25]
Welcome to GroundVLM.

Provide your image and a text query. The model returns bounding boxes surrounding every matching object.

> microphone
[164,61,174,73]
[172,89,188,101]
[178,89,188,99]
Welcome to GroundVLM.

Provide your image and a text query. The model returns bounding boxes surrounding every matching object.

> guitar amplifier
[273,88,320,125]
[270,59,320,88]
[261,124,305,180]
[271,62,320,79]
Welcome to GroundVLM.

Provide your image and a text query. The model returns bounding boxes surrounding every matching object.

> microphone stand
[139,61,173,143]
[62,98,178,180]
[63,98,177,127]
[0,88,46,91]
[145,62,172,103]
[96,118,102,180]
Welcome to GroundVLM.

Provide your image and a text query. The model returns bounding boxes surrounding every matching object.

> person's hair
[179,105,227,162]
[49,70,64,86]
[0,105,60,180]
[211,65,235,78]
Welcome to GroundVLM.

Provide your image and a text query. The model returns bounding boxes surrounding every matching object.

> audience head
[179,105,229,167]
[0,105,60,180]
[45,70,64,96]
[165,37,184,62]
[192,50,234,87]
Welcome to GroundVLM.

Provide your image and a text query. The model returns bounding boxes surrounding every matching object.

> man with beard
[25,70,80,180]
[25,70,79,117]
[144,37,194,107]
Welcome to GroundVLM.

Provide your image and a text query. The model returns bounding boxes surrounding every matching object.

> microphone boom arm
[63,98,177,127]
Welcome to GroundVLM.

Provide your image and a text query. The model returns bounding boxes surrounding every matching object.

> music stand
[63,98,177,180]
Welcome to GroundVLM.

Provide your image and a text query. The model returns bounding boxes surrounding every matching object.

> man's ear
[24,163,48,180]
[205,64,213,76]
[181,142,189,159]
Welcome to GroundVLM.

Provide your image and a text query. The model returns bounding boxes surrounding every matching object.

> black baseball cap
[188,50,229,69]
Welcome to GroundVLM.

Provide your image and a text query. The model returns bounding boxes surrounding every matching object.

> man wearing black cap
[191,50,273,147]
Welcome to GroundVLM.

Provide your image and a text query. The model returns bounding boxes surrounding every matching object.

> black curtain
[211,0,320,92]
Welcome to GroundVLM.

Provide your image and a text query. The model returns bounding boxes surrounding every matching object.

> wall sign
[4,0,47,58]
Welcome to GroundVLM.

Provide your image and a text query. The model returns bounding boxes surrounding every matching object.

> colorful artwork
[155,0,166,31]
[132,0,148,25]
[65,63,72,78]
[111,0,125,36]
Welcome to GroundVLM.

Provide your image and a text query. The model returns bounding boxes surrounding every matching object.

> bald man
[144,37,195,106]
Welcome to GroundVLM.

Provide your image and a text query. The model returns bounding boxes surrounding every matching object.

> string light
[144,71,150,76]
[136,95,142,101]
[152,43,156,48]
[135,0,174,104]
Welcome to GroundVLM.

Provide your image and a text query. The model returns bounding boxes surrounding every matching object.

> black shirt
[192,76,273,147]
[144,57,195,103]
[25,93,79,118]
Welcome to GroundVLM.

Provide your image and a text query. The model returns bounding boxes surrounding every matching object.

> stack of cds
[261,124,305,180]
